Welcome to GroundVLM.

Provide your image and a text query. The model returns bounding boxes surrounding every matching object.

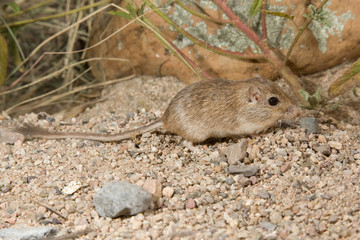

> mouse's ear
[248,86,264,103]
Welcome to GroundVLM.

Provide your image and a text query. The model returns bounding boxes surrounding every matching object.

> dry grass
[0,0,137,117]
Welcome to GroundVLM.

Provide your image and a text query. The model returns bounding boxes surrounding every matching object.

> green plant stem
[3,0,52,19]
[285,0,329,61]
[0,0,111,29]
[174,0,231,25]
[5,1,114,83]
[138,15,203,78]
[0,14,25,61]
[143,0,264,61]
[214,0,305,103]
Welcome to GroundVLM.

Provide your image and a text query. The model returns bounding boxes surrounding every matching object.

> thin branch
[261,0,268,40]
[285,0,329,61]
[0,0,111,29]
[5,3,130,83]
[34,201,66,220]
[143,0,264,60]
[0,14,25,61]
[7,67,93,112]
[5,74,135,114]
[1,57,129,96]
[41,227,94,240]
[174,0,232,25]
[139,15,212,79]
[3,0,52,19]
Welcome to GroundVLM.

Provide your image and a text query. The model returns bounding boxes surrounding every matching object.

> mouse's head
[246,78,301,127]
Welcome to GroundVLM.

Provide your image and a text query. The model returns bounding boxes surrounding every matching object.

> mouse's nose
[288,105,302,118]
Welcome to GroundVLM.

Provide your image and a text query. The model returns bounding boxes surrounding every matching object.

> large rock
[87,0,358,84]
[0,227,58,240]
[93,181,152,218]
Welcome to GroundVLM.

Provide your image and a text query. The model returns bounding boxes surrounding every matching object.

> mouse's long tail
[16,120,163,142]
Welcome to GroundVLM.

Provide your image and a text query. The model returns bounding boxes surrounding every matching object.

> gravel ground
[1,75,360,240]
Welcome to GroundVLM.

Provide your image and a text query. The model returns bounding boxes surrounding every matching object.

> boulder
[87,0,359,84]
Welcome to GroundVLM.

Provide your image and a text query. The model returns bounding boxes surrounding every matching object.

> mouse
[15,77,301,143]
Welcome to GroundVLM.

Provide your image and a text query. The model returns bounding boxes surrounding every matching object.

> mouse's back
[161,78,300,142]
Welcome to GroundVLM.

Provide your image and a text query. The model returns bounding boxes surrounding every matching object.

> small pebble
[329,141,342,150]
[318,221,327,233]
[328,215,339,224]
[62,181,82,195]
[321,193,333,200]
[213,203,224,211]
[162,186,174,198]
[222,139,248,165]
[280,163,291,173]
[225,177,235,185]
[260,221,277,231]
[185,198,196,209]
[309,194,316,201]
[306,223,317,236]
[249,176,257,185]
[299,117,320,133]
[276,148,288,157]
[228,165,258,177]
[259,190,271,199]
[143,179,162,201]
[214,165,222,172]
[285,134,295,142]
[269,211,282,224]
[52,218,62,225]
[318,134,327,143]
[313,144,331,156]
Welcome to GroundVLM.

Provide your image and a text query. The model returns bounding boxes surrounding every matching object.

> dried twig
[34,201,66,220]
[41,227,95,240]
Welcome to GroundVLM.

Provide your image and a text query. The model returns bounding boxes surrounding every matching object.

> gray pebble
[215,155,228,163]
[228,165,258,177]
[285,134,295,142]
[222,139,248,165]
[0,227,58,240]
[219,192,228,198]
[276,148,288,157]
[309,194,317,201]
[35,213,45,222]
[313,144,331,156]
[263,147,270,154]
[46,116,55,122]
[299,117,320,133]
[259,190,271,199]
[328,215,339,224]
[0,178,11,193]
[38,219,52,225]
[225,177,235,185]
[188,192,201,199]
[321,193,333,200]
[52,218,62,225]
[269,211,283,224]
[260,221,277,231]
[93,181,152,218]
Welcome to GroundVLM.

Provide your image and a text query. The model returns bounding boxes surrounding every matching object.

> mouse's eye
[268,97,279,106]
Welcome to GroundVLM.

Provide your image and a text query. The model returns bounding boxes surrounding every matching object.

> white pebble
[162,187,174,198]
[328,141,342,150]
